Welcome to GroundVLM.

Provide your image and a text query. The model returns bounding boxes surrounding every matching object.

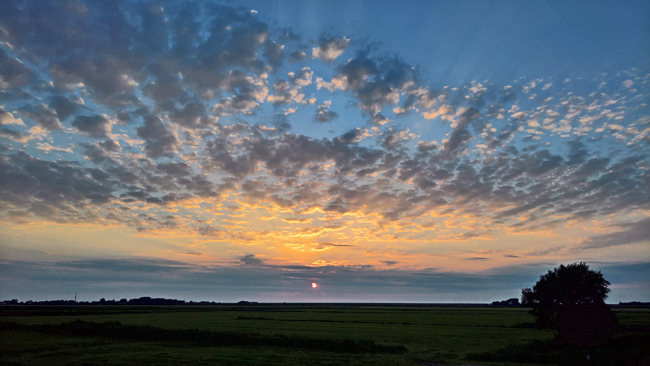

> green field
[1,305,648,365]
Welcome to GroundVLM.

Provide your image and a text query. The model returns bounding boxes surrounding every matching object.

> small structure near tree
[521,262,617,346]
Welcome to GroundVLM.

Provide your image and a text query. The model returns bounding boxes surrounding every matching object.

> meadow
[1,304,648,365]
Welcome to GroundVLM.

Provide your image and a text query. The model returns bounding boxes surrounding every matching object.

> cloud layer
[0,1,648,297]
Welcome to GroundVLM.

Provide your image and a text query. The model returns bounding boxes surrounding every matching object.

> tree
[521,262,616,346]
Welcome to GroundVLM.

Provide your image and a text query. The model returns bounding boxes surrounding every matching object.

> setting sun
[311,283,318,288]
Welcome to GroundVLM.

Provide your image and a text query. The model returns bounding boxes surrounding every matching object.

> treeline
[618,301,650,306]
[4,297,520,306]
[1,297,220,306]
[490,298,520,307]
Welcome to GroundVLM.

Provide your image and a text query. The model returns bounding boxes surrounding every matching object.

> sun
[311,282,318,288]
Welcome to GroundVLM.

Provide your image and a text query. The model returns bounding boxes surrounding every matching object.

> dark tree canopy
[522,262,616,345]
[522,262,610,324]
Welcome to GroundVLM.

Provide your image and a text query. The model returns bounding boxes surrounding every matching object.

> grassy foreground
[1,304,648,365]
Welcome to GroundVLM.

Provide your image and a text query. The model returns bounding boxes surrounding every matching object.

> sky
[0,0,649,303]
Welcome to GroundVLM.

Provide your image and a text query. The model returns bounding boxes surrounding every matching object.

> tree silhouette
[522,262,616,346]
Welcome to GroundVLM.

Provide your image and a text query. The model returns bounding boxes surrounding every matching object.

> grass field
[1,304,648,365]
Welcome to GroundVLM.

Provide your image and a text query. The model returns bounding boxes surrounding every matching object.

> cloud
[327,55,419,125]
[266,78,307,106]
[49,96,84,121]
[6,255,647,302]
[0,151,116,222]
[0,1,648,278]
[416,140,438,153]
[136,115,181,158]
[0,48,36,88]
[0,109,24,126]
[210,72,269,117]
[581,218,650,249]
[55,258,191,273]
[282,217,313,224]
[0,127,32,143]
[312,36,350,63]
[72,114,112,138]
[334,129,365,146]
[36,143,73,154]
[314,101,338,123]
[19,104,63,131]
[288,67,313,86]
[288,50,309,63]
[440,107,480,158]
[240,254,264,266]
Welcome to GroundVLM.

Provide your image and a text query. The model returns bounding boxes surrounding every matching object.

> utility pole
[74,292,77,302]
